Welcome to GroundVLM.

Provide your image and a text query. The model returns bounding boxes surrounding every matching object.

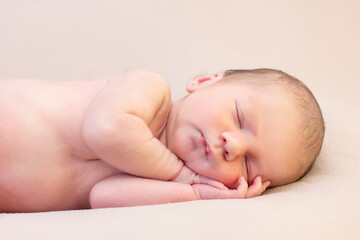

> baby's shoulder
[116,69,172,108]
[121,69,170,91]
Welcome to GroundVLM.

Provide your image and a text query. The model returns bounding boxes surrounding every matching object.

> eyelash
[235,102,241,128]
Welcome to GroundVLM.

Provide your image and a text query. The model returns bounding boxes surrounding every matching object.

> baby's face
[166,74,301,188]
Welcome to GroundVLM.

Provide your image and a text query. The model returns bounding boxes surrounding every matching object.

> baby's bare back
[0,78,118,212]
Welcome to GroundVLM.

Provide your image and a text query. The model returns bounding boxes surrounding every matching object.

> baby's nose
[220,131,247,161]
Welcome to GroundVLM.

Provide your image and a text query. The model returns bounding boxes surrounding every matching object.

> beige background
[1,1,360,239]
[1,1,359,100]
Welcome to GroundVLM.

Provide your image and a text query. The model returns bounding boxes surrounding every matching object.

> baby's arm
[82,70,183,181]
[90,170,270,209]
[90,174,197,208]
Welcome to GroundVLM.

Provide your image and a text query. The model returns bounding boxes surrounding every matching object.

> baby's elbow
[89,184,104,209]
[89,181,119,209]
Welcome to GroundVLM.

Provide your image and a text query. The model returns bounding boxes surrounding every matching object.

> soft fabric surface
[1,1,359,239]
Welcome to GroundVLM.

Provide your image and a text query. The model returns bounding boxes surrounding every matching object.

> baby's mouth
[200,133,211,159]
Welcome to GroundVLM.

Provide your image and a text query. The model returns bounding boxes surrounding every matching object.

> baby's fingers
[217,177,248,199]
[246,176,270,198]
[236,176,248,198]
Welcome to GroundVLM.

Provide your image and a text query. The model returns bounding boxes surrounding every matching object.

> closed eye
[235,100,242,128]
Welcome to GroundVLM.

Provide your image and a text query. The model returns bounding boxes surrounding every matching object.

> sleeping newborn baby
[0,69,325,212]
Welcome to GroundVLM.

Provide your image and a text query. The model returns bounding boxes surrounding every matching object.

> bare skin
[0,78,118,212]
[0,70,299,212]
[0,70,294,212]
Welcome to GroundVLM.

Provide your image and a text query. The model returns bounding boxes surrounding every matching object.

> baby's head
[166,68,325,188]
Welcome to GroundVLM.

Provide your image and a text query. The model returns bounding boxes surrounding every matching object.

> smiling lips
[200,133,211,158]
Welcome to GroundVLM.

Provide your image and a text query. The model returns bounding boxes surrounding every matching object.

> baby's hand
[192,176,270,200]
[240,176,271,198]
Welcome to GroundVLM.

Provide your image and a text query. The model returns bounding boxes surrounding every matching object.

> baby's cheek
[171,133,196,159]
[213,166,242,189]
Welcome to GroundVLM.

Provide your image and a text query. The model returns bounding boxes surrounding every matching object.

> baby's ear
[186,72,225,93]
